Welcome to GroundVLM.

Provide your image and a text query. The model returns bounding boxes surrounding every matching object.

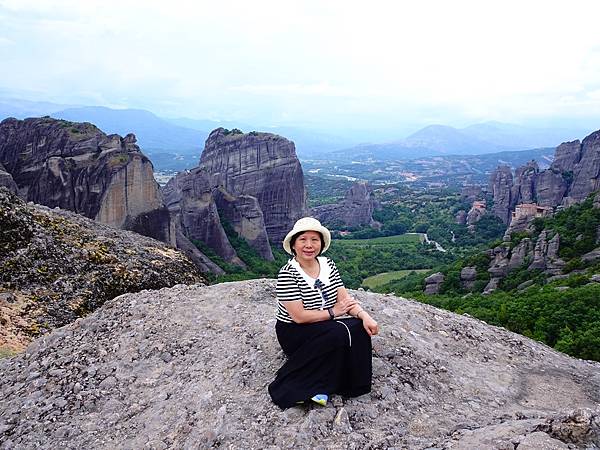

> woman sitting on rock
[268,217,379,409]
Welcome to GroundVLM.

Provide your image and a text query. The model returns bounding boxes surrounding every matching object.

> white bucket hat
[282,217,331,255]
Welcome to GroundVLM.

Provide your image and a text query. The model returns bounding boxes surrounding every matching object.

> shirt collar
[289,256,331,288]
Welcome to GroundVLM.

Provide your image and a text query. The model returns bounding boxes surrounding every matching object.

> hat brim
[283,222,331,255]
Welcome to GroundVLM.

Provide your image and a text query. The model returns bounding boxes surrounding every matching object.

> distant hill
[335,121,588,160]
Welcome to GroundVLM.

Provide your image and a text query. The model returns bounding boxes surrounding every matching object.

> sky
[1,0,600,135]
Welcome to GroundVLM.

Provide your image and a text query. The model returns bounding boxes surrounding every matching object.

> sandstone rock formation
[490,129,600,226]
[528,231,565,274]
[489,165,513,224]
[1,279,599,449]
[0,161,17,193]
[565,130,600,204]
[460,266,477,291]
[424,272,444,294]
[163,168,245,266]
[460,184,482,202]
[466,200,486,228]
[551,140,582,172]
[0,187,204,355]
[164,128,306,267]
[0,117,171,243]
[455,209,467,225]
[199,128,307,242]
[312,182,377,229]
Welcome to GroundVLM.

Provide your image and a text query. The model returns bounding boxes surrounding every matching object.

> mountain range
[335,122,590,160]
[0,97,592,170]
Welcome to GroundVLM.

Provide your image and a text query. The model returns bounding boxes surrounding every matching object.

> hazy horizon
[2,0,600,137]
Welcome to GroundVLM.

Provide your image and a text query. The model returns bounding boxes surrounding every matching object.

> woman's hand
[362,316,379,336]
[332,295,358,317]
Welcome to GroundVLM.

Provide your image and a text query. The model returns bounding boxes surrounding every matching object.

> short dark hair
[290,231,325,256]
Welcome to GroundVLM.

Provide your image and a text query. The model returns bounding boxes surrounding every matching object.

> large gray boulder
[424,272,445,294]
[1,280,599,449]
[0,117,171,243]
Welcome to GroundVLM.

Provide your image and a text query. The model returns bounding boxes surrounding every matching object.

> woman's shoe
[310,394,328,406]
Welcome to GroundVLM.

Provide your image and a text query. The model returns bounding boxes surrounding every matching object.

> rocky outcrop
[489,129,600,225]
[455,209,467,225]
[529,231,565,274]
[424,272,444,294]
[199,128,307,242]
[214,187,274,261]
[1,280,599,449]
[163,168,244,267]
[0,161,17,193]
[460,184,482,202]
[466,200,486,228]
[508,238,534,270]
[0,187,204,354]
[489,165,513,224]
[163,128,306,267]
[551,140,582,172]
[535,169,569,207]
[564,130,600,204]
[0,117,171,243]
[511,160,539,206]
[312,182,376,229]
[460,266,477,290]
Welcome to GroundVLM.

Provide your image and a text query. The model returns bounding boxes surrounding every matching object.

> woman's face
[292,231,322,263]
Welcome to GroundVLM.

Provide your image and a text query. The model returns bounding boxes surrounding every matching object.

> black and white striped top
[276,257,345,323]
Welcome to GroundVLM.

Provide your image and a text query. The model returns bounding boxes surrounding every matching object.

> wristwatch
[327,307,335,320]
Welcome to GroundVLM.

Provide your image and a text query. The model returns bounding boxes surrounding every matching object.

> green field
[361,269,430,290]
[335,233,422,246]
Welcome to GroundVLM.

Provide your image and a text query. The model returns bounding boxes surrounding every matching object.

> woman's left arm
[336,287,379,336]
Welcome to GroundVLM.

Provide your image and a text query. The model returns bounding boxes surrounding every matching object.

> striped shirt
[275,256,345,323]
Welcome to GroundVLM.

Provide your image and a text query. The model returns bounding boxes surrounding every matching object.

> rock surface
[1,279,599,449]
[313,182,377,229]
[0,187,204,354]
[0,117,171,243]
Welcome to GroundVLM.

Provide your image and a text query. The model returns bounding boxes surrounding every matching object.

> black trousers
[268,318,372,409]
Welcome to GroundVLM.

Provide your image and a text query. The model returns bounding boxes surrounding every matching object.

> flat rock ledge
[1,279,599,449]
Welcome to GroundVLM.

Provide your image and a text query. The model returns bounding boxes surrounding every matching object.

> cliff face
[163,129,305,268]
[0,117,171,243]
[199,128,307,242]
[490,129,600,225]
[489,165,513,224]
[566,130,600,204]
[1,279,598,449]
[0,187,204,354]
[312,181,377,229]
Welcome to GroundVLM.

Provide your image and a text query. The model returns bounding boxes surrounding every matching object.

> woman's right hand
[332,296,358,317]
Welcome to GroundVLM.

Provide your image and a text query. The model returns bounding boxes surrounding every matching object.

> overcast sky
[1,0,600,134]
